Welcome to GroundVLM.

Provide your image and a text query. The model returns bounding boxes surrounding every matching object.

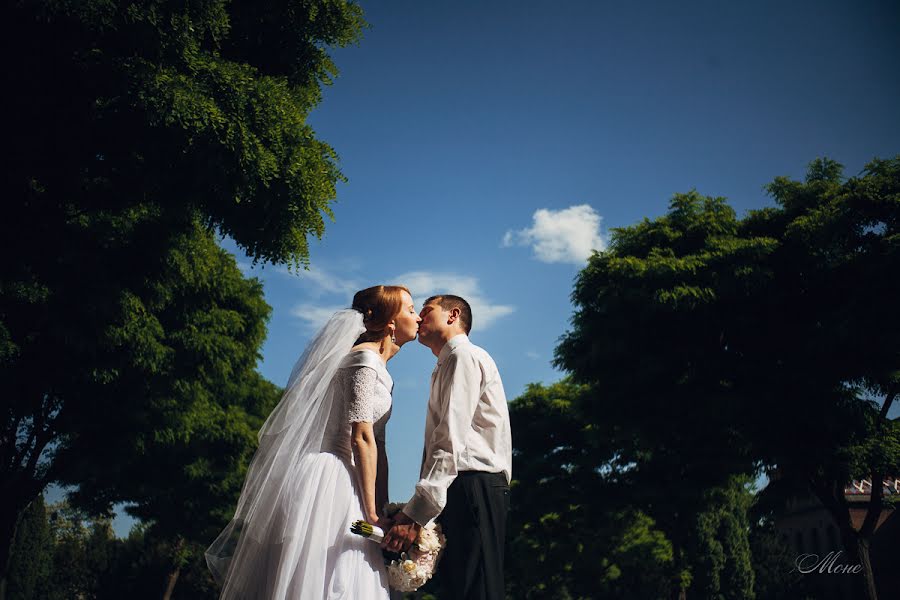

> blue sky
[49,0,900,537]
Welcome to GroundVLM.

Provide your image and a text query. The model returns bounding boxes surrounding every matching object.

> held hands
[374,514,394,532]
[381,510,421,553]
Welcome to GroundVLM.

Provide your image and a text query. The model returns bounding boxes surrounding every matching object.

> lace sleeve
[346,366,377,423]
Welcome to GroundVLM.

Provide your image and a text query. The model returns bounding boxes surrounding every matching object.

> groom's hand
[381,511,421,553]
[375,515,394,532]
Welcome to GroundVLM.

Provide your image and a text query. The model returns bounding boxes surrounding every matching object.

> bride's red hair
[352,285,410,341]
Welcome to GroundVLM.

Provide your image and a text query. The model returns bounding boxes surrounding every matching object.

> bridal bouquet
[350,502,446,592]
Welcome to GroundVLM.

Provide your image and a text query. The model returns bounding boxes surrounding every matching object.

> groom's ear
[447,307,461,324]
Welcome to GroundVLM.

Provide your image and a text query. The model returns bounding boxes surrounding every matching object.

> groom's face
[417,301,447,347]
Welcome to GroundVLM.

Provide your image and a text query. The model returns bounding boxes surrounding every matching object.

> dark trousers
[437,471,509,600]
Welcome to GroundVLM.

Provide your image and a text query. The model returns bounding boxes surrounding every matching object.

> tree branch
[10,425,37,473]
[23,422,55,481]
[859,385,897,538]
[859,471,884,538]
[878,384,896,421]
[9,394,53,472]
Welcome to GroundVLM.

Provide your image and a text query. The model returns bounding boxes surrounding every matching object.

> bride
[206,285,420,599]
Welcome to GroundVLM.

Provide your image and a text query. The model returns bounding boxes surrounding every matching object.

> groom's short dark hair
[426,294,472,334]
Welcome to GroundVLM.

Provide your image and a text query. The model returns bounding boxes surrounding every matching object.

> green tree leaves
[3,0,366,591]
[554,155,899,599]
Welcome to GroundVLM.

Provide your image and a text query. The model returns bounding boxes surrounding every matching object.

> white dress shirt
[404,334,512,526]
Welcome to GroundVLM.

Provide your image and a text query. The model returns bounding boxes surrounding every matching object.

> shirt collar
[436,333,469,366]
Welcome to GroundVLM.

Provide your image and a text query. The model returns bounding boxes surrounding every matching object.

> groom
[382,294,512,600]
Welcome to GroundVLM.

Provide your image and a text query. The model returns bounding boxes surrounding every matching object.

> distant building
[773,475,898,599]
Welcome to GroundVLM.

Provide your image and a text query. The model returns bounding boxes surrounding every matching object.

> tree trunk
[807,387,897,600]
[855,537,878,600]
[161,537,186,600]
[815,483,879,600]
[161,566,180,600]
[669,579,688,600]
[833,524,879,600]
[0,500,24,600]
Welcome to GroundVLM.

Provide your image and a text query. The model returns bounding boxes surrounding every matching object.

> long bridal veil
[205,309,366,588]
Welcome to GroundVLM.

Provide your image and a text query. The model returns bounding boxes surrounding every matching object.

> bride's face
[392,290,421,345]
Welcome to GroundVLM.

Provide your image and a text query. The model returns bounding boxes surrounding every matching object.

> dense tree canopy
[7,500,224,600]
[555,156,899,599]
[506,379,724,600]
[2,215,283,594]
[7,0,365,266]
[4,496,52,600]
[2,0,367,590]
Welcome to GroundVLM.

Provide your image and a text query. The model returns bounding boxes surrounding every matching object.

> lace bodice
[320,349,393,461]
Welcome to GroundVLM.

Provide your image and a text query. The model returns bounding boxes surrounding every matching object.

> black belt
[457,470,506,481]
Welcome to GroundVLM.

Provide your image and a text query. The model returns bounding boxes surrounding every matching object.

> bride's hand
[375,515,394,531]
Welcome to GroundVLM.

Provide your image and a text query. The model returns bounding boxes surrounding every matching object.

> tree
[7,0,365,267]
[555,157,899,599]
[747,506,814,599]
[505,380,675,599]
[54,226,283,598]
[2,0,366,587]
[4,496,52,600]
[2,218,279,597]
[553,190,762,597]
[6,501,213,600]
[98,525,222,600]
[32,501,119,600]
[687,477,755,600]
[506,380,765,600]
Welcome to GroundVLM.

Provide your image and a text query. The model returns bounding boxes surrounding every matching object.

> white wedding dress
[211,345,393,599]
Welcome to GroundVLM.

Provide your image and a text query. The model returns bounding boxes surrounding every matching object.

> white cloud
[503,204,606,264]
[275,264,360,297]
[390,271,515,331]
[526,351,540,360]
[289,303,348,329]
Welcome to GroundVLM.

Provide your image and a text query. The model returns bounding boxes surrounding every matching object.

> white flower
[380,503,447,591]
[402,559,417,574]
[417,526,440,552]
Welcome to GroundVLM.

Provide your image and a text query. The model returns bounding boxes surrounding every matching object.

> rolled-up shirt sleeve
[404,350,481,525]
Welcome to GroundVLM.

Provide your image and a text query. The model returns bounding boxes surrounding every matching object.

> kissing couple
[206,285,513,600]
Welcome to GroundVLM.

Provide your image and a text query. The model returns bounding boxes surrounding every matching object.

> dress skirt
[219,451,390,600]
